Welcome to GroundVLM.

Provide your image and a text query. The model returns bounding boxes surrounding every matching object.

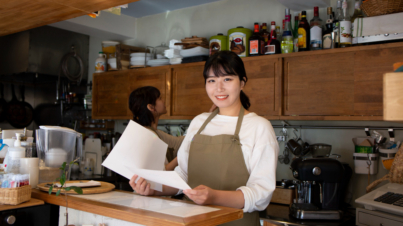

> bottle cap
[285,8,290,15]
[337,0,342,8]
[302,11,307,15]
[217,33,223,35]
[327,7,333,14]
[271,21,276,25]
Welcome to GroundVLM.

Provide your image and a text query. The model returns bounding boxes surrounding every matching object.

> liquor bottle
[276,26,282,42]
[323,7,334,49]
[249,23,265,56]
[281,9,294,53]
[298,11,310,51]
[333,0,342,48]
[293,15,300,52]
[265,21,281,55]
[351,0,364,39]
[310,6,323,50]
[339,0,352,47]
[261,23,270,44]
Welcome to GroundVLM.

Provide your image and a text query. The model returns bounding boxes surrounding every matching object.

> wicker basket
[362,0,403,17]
[0,185,31,205]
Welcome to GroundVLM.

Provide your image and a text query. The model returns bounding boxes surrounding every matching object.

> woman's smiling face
[205,68,245,110]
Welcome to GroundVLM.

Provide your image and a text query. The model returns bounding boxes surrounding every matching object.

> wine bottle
[323,7,334,49]
[310,6,323,50]
[339,0,352,47]
[265,22,281,55]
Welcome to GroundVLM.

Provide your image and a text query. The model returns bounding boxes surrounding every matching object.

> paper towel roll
[19,158,39,188]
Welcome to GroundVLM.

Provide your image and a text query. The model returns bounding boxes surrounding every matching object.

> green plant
[48,159,83,226]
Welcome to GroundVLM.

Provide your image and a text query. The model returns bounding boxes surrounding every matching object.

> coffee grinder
[290,157,351,220]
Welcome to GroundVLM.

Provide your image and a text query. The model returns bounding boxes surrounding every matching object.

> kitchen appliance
[290,157,352,220]
[356,182,403,216]
[310,143,332,157]
[35,126,83,183]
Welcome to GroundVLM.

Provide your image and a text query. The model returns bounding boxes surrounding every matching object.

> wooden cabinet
[128,66,171,119]
[170,63,211,117]
[283,52,355,116]
[243,57,282,118]
[92,71,129,119]
[92,42,403,121]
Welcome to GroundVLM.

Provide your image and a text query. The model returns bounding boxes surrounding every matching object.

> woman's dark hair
[129,86,160,127]
[203,51,250,110]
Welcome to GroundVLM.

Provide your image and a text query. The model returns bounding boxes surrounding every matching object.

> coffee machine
[290,157,352,220]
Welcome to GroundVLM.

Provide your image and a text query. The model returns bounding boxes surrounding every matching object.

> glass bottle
[261,23,270,44]
[298,11,310,51]
[323,7,334,49]
[339,0,352,47]
[249,23,265,56]
[310,6,323,50]
[281,9,294,53]
[333,0,342,48]
[351,0,364,39]
[276,26,282,42]
[265,21,281,55]
[293,15,299,52]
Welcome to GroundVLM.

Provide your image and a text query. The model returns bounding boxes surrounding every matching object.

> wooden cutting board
[37,180,115,195]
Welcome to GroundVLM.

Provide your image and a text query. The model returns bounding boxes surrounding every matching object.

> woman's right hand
[129,175,155,196]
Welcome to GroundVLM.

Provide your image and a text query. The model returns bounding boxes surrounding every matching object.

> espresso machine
[290,157,352,220]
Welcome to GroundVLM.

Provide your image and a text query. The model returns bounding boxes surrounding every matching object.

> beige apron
[187,107,260,226]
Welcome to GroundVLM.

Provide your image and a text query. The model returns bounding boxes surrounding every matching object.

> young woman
[129,86,183,170]
[130,51,279,225]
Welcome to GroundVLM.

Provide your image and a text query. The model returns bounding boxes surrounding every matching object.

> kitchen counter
[31,188,242,225]
[260,204,356,226]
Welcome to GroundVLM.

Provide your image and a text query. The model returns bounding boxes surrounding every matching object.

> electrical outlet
[276,136,285,141]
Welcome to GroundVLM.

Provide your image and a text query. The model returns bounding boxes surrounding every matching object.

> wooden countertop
[0,198,44,211]
[32,189,243,226]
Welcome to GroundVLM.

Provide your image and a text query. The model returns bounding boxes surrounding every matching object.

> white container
[95,52,106,73]
[353,153,379,175]
[19,158,39,188]
[379,148,398,169]
[4,147,26,173]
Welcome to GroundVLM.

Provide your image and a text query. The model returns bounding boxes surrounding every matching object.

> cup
[19,158,39,188]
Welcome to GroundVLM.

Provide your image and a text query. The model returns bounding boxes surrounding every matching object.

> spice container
[209,33,228,56]
[227,27,252,57]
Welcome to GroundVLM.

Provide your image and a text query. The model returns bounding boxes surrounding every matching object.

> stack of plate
[180,47,209,57]
[147,59,170,67]
[130,52,152,66]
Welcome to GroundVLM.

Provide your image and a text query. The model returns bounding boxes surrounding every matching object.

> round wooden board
[37,180,115,194]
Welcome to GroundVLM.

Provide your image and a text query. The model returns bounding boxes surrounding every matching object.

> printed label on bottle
[209,39,222,56]
[265,45,275,54]
[340,21,352,44]
[323,34,332,49]
[95,61,106,72]
[229,32,247,57]
[250,40,259,54]
[298,28,307,48]
[355,2,360,9]
[310,26,322,47]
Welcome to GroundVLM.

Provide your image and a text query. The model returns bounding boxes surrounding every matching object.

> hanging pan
[6,84,33,128]
[0,83,7,122]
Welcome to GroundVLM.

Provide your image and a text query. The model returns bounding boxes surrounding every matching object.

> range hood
[0,26,89,79]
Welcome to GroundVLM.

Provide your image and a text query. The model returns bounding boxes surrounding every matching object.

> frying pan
[6,84,34,128]
[0,83,7,122]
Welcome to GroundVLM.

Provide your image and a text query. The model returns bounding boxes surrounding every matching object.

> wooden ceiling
[0,0,139,37]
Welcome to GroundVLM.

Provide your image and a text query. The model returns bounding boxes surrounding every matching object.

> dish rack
[362,0,403,16]
[0,185,31,205]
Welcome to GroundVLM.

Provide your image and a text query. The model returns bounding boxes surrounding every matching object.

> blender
[36,126,83,183]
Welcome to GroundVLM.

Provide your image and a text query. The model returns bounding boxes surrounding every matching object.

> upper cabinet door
[128,66,171,118]
[353,46,403,116]
[171,63,211,117]
[92,71,129,119]
[242,57,282,117]
[283,52,355,116]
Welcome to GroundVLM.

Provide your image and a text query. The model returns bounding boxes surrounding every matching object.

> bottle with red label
[265,21,281,55]
[248,23,265,56]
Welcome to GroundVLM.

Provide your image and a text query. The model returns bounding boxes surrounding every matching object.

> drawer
[358,211,403,226]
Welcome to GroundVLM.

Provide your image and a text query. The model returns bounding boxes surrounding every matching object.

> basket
[0,185,31,205]
[361,0,403,17]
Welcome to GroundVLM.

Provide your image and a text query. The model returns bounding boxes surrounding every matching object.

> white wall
[93,0,395,208]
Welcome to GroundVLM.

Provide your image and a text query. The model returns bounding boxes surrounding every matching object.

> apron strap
[234,106,245,136]
[196,106,245,135]
[196,108,219,135]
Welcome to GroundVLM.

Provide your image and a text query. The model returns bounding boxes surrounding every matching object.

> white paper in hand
[125,165,191,190]
[102,120,168,191]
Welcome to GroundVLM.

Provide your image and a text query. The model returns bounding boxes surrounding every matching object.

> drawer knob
[6,215,16,225]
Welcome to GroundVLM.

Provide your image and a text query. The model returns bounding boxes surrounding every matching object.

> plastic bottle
[95,52,106,73]
[4,133,26,173]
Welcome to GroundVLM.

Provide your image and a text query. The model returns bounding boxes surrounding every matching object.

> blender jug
[36,126,83,183]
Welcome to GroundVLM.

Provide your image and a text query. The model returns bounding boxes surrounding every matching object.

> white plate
[180,47,209,57]
[148,59,169,64]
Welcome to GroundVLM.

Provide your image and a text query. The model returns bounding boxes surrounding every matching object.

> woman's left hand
[183,185,216,205]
